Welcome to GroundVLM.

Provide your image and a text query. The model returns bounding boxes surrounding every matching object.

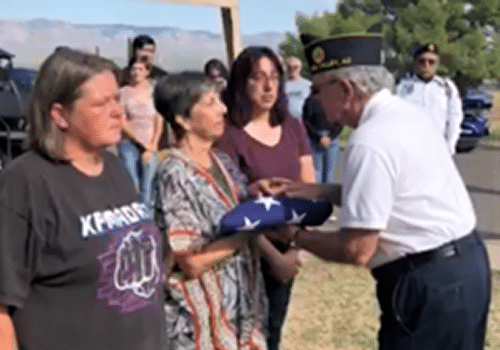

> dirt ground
[281,254,500,350]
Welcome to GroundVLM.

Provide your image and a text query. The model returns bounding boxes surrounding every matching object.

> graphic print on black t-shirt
[0,152,165,350]
[79,201,162,313]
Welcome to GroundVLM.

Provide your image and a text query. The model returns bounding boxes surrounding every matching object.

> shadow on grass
[282,255,500,349]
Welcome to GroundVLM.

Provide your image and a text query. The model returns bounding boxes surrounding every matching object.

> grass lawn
[487,91,500,132]
[281,254,500,350]
[484,91,500,142]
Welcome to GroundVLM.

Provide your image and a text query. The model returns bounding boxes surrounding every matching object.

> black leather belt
[372,232,478,280]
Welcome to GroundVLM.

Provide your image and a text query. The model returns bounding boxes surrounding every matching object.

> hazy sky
[1,0,339,34]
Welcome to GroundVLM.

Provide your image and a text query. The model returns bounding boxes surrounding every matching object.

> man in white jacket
[396,44,463,154]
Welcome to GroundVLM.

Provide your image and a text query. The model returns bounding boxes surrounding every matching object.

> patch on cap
[413,43,439,58]
[303,34,382,74]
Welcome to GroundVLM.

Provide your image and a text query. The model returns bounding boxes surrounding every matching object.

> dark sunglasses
[416,58,437,66]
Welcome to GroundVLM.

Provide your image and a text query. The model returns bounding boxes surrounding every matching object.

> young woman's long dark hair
[225,46,288,128]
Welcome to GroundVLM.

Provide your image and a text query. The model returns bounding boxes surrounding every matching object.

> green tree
[280,0,499,84]
[487,33,500,79]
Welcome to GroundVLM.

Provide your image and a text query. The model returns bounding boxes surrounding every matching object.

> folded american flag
[219,196,332,235]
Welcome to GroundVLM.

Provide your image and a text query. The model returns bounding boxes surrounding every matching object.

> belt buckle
[440,244,458,258]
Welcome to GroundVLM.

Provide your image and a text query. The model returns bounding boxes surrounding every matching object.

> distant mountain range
[0,18,286,71]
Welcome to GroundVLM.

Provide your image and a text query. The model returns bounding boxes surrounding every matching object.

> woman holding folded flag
[154,72,274,350]
[216,46,316,350]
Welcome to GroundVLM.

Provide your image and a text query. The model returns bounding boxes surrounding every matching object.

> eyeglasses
[249,72,280,85]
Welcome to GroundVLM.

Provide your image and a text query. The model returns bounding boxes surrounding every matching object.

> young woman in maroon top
[216,46,315,350]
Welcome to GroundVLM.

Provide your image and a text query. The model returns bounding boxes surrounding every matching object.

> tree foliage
[280,0,500,84]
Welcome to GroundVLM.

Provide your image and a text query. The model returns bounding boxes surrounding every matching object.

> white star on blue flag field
[219,196,333,235]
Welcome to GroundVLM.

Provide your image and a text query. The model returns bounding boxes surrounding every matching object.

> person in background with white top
[123,34,167,85]
[396,44,463,154]
[279,34,490,349]
[118,58,163,212]
[284,56,311,121]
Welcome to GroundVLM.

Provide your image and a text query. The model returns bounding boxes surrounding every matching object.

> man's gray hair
[28,47,119,160]
[322,65,395,96]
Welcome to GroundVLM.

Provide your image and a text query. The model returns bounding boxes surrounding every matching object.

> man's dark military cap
[413,43,439,59]
[301,33,382,75]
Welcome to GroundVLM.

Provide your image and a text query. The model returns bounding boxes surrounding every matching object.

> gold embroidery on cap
[311,56,353,72]
[312,46,326,65]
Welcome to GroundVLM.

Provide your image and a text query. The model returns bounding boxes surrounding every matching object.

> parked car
[0,49,36,169]
[455,89,491,153]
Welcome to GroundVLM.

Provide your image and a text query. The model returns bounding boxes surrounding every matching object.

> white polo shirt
[396,75,463,154]
[341,89,476,269]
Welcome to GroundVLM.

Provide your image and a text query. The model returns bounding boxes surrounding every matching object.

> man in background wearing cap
[285,56,312,120]
[282,34,490,349]
[396,44,463,154]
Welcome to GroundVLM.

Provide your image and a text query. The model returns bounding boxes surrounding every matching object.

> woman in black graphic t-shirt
[0,48,165,350]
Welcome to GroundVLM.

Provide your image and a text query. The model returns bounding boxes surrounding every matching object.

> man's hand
[319,135,331,148]
[247,177,292,197]
[278,183,341,205]
[263,225,300,246]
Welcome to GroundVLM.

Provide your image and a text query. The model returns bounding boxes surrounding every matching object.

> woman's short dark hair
[154,72,215,141]
[29,47,119,160]
[225,46,288,128]
[203,58,228,80]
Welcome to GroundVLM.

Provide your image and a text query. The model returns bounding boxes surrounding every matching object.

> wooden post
[221,5,242,63]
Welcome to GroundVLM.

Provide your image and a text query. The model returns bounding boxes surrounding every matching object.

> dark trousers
[372,233,491,350]
[263,267,293,350]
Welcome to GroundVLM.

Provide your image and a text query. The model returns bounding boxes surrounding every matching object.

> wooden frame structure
[147,0,242,62]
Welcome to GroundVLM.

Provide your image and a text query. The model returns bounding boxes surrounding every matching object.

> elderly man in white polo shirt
[280,34,490,350]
